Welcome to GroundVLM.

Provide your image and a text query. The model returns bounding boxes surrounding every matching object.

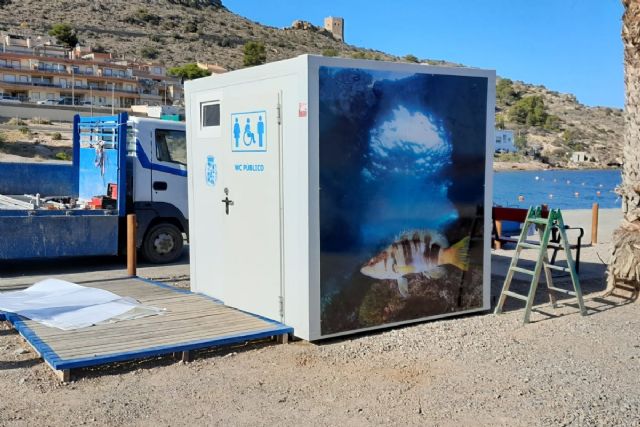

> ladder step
[547,286,576,296]
[526,218,550,225]
[494,207,586,324]
[518,242,541,249]
[502,290,529,301]
[544,263,571,273]
[510,266,536,276]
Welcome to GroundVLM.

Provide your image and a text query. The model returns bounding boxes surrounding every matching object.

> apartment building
[0,32,182,108]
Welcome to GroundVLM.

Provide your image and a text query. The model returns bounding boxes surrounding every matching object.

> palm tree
[609,0,640,298]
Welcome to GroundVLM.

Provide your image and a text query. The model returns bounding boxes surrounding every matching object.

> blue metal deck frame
[1,277,293,372]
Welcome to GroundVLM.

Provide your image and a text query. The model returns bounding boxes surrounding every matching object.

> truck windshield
[155,129,187,166]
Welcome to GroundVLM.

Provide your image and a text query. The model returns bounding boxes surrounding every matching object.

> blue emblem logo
[206,155,217,187]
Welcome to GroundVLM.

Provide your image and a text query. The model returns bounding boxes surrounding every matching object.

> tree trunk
[609,0,640,298]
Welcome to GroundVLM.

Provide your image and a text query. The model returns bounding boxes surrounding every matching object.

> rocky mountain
[0,0,623,167]
[496,79,623,168]
[0,0,393,68]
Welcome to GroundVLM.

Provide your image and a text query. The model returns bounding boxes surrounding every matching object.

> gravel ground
[1,283,639,426]
[1,224,638,426]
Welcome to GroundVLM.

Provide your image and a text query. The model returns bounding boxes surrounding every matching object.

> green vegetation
[51,132,62,140]
[496,78,519,105]
[543,114,561,131]
[31,117,51,125]
[562,129,586,151]
[322,48,339,57]
[166,0,223,7]
[508,96,548,126]
[18,125,30,135]
[55,151,71,161]
[140,46,160,59]
[562,129,573,144]
[7,117,26,126]
[0,132,6,144]
[404,54,419,63]
[495,113,506,130]
[350,51,381,61]
[514,133,527,151]
[184,21,198,33]
[48,23,78,48]
[243,41,266,67]
[133,8,161,25]
[494,152,525,162]
[168,63,211,80]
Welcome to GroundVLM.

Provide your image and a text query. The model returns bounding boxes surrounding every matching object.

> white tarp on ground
[0,279,164,330]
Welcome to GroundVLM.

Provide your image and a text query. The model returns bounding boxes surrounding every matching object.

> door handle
[153,181,168,191]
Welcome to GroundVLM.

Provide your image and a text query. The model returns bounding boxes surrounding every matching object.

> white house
[495,129,515,153]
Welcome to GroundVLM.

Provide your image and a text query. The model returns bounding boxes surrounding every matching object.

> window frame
[201,101,221,129]
[154,128,187,166]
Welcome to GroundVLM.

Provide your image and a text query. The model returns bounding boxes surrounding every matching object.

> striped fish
[360,230,470,298]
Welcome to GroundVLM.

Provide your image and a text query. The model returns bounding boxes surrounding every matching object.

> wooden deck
[2,277,292,381]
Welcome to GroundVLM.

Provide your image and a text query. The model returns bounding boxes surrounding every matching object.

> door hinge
[277,102,282,125]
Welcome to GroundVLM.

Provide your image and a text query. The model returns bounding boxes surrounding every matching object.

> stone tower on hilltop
[324,16,344,42]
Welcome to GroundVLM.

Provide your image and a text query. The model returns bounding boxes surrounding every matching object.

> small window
[155,129,187,165]
[201,102,220,127]
[126,125,137,155]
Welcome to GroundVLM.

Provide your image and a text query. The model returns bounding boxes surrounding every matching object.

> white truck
[0,113,188,264]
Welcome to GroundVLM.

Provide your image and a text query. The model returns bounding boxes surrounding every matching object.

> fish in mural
[360,230,470,298]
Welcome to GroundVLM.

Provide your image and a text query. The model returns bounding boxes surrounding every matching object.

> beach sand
[492,208,622,290]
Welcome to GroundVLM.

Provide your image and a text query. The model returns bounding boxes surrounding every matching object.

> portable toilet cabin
[185,55,494,341]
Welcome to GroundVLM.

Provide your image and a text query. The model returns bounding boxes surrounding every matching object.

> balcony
[0,79,139,95]
[0,62,135,80]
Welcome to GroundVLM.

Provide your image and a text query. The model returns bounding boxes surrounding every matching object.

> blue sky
[223,0,624,108]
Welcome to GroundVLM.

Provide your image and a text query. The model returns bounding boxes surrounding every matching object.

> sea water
[493,169,622,210]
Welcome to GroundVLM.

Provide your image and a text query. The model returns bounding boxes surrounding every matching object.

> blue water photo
[493,169,622,210]
[318,66,488,335]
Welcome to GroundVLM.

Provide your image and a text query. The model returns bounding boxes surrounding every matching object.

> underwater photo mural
[319,66,488,335]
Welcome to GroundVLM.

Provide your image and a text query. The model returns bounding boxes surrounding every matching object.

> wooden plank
[49,323,280,355]
[38,315,268,341]
[55,326,277,359]
[51,323,272,356]
[44,318,270,351]
[30,310,264,339]
[277,333,289,344]
[5,277,292,377]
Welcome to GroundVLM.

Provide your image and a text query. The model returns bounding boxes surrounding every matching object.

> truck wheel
[142,223,184,264]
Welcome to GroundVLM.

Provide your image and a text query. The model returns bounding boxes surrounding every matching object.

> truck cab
[126,117,188,263]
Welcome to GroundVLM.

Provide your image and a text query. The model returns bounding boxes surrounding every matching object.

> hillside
[0,0,623,168]
[495,79,624,168]
[0,0,396,68]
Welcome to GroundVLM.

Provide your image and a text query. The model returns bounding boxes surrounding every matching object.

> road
[0,247,190,290]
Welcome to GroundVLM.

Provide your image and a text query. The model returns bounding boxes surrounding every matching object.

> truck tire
[142,223,184,264]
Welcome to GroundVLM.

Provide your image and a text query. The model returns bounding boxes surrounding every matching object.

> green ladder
[494,206,587,323]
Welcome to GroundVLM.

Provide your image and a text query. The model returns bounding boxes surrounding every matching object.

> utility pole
[111,82,115,115]
[90,86,93,117]
[71,68,74,106]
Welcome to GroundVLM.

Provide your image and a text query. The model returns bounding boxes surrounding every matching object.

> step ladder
[494,206,587,323]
